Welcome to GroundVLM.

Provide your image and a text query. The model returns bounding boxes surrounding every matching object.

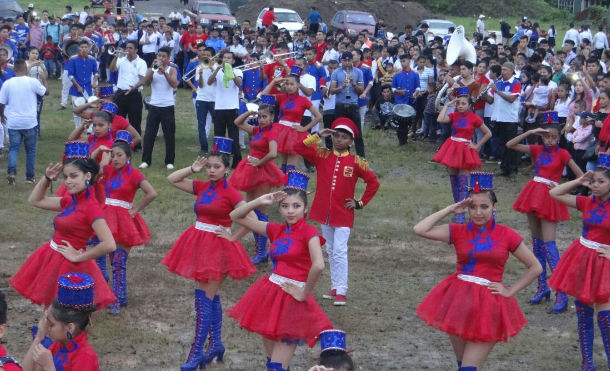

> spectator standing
[42,35,56,77]
[500,20,511,46]
[168,7,181,29]
[0,59,46,185]
[593,25,608,53]
[307,7,323,34]
[14,15,30,59]
[29,17,44,50]
[476,15,485,36]
[563,23,580,47]
[261,7,275,29]
[79,6,90,25]
[140,24,159,67]
[205,28,225,53]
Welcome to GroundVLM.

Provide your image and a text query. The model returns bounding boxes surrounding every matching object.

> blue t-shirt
[331,67,363,105]
[307,10,322,25]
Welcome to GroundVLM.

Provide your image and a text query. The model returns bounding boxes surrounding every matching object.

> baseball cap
[28,3,34,8]
[340,51,352,60]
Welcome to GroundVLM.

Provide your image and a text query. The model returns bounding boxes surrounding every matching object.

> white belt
[269,273,306,288]
[50,240,60,252]
[247,155,259,161]
[450,136,471,143]
[533,176,559,187]
[457,274,491,286]
[279,120,298,127]
[580,236,610,251]
[105,198,132,209]
[195,221,229,233]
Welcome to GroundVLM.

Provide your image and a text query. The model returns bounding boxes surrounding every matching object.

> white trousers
[71,96,82,128]
[61,70,71,107]
[359,105,368,128]
[320,224,351,296]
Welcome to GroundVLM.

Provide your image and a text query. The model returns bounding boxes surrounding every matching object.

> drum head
[246,103,258,113]
[392,104,416,118]
[66,42,80,57]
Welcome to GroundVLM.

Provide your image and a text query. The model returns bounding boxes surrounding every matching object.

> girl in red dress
[232,104,286,264]
[22,273,100,371]
[163,140,257,371]
[228,171,333,371]
[507,112,583,313]
[433,88,492,223]
[95,131,158,315]
[548,155,610,371]
[259,71,322,172]
[72,100,141,148]
[9,142,116,309]
[413,172,541,371]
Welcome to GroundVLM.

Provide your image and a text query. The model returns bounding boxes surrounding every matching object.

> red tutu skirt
[9,242,116,308]
[548,239,610,303]
[275,125,308,155]
[104,205,151,247]
[229,159,286,192]
[512,180,569,222]
[161,226,256,283]
[227,276,333,344]
[416,274,526,343]
[432,139,482,170]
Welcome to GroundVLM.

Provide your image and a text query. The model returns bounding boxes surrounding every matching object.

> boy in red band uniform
[294,117,380,305]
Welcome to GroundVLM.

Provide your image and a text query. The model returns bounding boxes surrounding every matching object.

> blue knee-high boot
[203,295,225,365]
[450,174,458,203]
[109,247,128,315]
[281,164,287,174]
[268,362,288,371]
[598,310,610,370]
[544,241,568,313]
[529,237,551,304]
[452,175,468,223]
[181,290,213,371]
[576,300,596,371]
[96,255,109,282]
[251,209,269,264]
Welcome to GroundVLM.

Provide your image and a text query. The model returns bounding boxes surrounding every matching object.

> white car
[256,8,304,35]
[417,19,456,38]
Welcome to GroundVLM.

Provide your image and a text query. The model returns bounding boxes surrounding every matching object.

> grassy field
[0,77,598,370]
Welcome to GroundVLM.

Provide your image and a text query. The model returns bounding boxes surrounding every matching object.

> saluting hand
[258,191,287,206]
[578,171,595,188]
[318,128,335,137]
[448,198,472,214]
[45,163,63,181]
[191,156,208,173]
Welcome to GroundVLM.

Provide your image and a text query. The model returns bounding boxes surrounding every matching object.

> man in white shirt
[168,7,181,29]
[78,6,89,25]
[593,25,609,52]
[194,45,216,154]
[208,51,243,168]
[109,40,147,150]
[580,24,593,45]
[0,59,46,184]
[139,24,159,67]
[477,15,485,36]
[563,23,580,47]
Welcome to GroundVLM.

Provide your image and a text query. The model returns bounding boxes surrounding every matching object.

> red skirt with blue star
[227,275,333,344]
[161,226,256,283]
[416,273,527,342]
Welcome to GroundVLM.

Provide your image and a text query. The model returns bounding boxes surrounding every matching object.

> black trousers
[497,122,519,174]
[142,105,175,165]
[335,103,365,157]
[115,89,143,147]
[143,52,156,68]
[323,111,336,149]
[310,23,320,33]
[214,109,242,168]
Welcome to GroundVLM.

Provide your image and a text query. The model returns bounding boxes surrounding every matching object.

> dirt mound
[235,0,433,33]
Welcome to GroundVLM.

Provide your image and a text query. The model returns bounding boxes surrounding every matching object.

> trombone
[108,46,128,58]
[183,55,218,81]
[235,51,298,71]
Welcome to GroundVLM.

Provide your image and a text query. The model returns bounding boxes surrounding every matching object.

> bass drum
[64,40,80,58]
[392,104,415,129]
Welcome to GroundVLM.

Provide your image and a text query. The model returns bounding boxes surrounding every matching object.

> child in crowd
[422,82,438,140]
[41,35,56,78]
[0,292,22,371]
[374,85,395,130]
[525,74,550,123]
[571,111,595,176]
[379,63,395,88]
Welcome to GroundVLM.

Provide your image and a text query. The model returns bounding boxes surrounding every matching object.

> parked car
[417,19,456,38]
[330,10,376,36]
[256,7,303,35]
[0,0,23,20]
[188,0,236,28]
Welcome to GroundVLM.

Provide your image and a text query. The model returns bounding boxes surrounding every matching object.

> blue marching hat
[290,65,303,76]
[100,102,118,115]
[57,272,95,310]
[456,86,469,97]
[98,85,115,98]
[469,171,494,192]
[319,329,347,353]
[542,111,559,124]
[260,94,276,105]
[284,170,309,191]
[114,130,132,144]
[597,153,610,169]
[65,141,90,159]
[213,136,233,154]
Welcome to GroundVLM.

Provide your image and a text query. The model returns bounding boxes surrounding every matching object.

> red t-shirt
[42,43,56,60]
[192,178,243,226]
[276,93,312,124]
[314,42,326,63]
[190,33,208,49]
[262,10,276,26]
[263,59,295,94]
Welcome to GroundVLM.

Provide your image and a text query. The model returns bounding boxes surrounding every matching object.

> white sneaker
[166,164,174,170]
[139,162,149,169]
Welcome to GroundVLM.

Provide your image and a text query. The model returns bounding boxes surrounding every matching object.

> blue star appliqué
[451,114,468,136]
[52,340,79,371]
[534,147,556,176]
[583,205,609,237]
[105,172,125,194]
[194,186,219,208]
[54,197,78,228]
[269,237,295,269]
[278,96,296,121]
[461,231,498,275]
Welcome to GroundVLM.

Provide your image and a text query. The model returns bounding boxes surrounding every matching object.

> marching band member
[507,112,583,313]
[391,54,421,146]
[66,40,98,128]
[193,46,217,155]
[304,47,327,132]
[433,88,492,223]
[163,139,256,371]
[260,42,294,95]
[413,172,541,371]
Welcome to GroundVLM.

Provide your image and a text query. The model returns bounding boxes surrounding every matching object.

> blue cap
[101,102,118,115]
[456,86,469,97]
[57,273,95,310]
[579,111,594,120]
[260,94,276,105]
[597,153,610,169]
[98,85,114,98]
[114,130,132,144]
[64,141,89,159]
[542,111,559,123]
[319,329,347,353]
[340,51,353,60]
[469,171,494,192]
[290,65,303,76]
[213,136,233,154]
[284,170,309,191]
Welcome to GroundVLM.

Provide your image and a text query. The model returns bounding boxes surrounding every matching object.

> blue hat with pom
[213,136,233,154]
[98,85,115,98]
[260,94,276,105]
[290,65,303,76]
[57,272,95,310]
[469,171,494,192]
[456,86,469,97]
[284,170,309,191]
[100,102,118,115]
[114,130,132,144]
[597,153,610,169]
[542,111,559,124]
[319,329,347,353]
[64,141,89,159]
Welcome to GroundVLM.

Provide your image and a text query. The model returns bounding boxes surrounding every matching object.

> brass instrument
[183,56,218,81]
[108,46,128,58]
[151,60,159,72]
[235,51,298,72]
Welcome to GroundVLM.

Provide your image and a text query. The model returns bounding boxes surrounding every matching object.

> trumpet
[108,46,128,58]
[152,60,159,72]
